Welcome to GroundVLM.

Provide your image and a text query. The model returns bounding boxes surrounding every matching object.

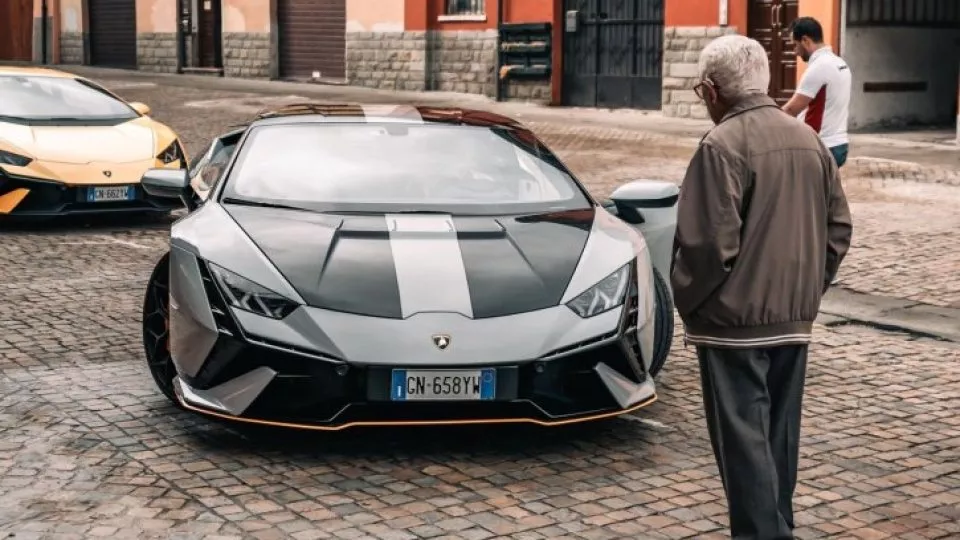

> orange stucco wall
[347,0,405,32]
[222,0,270,33]
[136,0,176,33]
[59,0,83,32]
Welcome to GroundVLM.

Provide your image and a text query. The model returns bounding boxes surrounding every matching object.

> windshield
[0,75,137,123]
[220,123,592,215]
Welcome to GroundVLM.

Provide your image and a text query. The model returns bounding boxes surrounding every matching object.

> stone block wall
[223,33,271,78]
[345,31,428,91]
[137,33,178,73]
[503,79,551,104]
[59,31,84,65]
[661,26,738,119]
[426,30,497,97]
[346,30,498,98]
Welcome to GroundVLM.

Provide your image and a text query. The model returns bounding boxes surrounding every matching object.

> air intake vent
[197,261,241,337]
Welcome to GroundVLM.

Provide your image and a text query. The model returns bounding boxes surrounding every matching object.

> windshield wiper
[221,197,309,212]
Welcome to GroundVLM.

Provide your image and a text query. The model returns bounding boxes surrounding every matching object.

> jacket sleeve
[670,142,746,319]
[823,154,853,292]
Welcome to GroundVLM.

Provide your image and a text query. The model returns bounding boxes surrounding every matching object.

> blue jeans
[829,144,848,168]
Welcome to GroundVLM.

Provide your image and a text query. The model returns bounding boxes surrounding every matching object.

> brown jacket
[670,94,853,348]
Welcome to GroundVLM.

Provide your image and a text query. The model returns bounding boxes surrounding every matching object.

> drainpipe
[493,0,504,101]
[41,0,48,64]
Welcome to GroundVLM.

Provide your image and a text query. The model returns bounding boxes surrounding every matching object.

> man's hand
[781,93,812,117]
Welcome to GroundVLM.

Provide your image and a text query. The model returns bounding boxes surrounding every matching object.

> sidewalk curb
[819,288,960,343]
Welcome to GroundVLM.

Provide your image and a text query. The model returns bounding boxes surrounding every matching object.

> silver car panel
[170,202,305,304]
[168,245,218,378]
[174,366,277,415]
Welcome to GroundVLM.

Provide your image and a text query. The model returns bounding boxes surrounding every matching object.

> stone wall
[223,33,271,78]
[59,31,84,65]
[137,33,178,73]
[426,30,497,97]
[661,26,738,119]
[346,30,498,98]
[503,79,551,104]
[345,31,428,91]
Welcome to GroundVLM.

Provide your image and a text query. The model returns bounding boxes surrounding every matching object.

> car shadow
[0,210,180,234]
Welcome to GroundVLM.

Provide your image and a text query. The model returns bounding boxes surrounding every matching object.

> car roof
[247,103,527,130]
[0,66,78,79]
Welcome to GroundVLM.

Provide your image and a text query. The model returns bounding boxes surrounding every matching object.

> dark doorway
[196,0,222,68]
[748,0,799,105]
[0,0,33,62]
[277,0,346,81]
[561,0,665,109]
[88,0,138,68]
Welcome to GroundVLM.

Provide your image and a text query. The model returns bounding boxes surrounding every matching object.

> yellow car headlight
[157,140,184,166]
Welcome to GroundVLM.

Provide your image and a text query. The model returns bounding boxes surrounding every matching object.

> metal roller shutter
[88,0,137,68]
[278,0,346,81]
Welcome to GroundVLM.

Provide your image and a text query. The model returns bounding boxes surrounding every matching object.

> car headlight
[566,263,632,318]
[208,263,298,319]
[0,149,32,167]
[157,140,184,166]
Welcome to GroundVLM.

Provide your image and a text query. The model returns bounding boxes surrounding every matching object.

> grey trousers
[697,344,808,540]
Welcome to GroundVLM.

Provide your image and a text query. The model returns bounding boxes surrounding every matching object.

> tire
[648,266,674,378]
[142,251,180,406]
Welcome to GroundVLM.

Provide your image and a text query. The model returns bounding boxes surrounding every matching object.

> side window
[189,135,239,200]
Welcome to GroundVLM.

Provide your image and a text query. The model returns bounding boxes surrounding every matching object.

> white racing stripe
[385,214,473,319]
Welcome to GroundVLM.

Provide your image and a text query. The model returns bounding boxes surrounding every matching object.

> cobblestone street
[1,72,959,539]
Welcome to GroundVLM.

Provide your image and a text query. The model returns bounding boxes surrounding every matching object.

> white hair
[697,34,770,102]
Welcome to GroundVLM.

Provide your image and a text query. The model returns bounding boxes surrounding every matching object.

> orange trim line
[0,188,29,214]
[176,394,659,431]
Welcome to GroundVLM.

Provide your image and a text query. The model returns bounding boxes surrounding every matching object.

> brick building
[8,0,960,139]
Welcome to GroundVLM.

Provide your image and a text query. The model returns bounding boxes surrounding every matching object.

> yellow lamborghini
[0,66,187,218]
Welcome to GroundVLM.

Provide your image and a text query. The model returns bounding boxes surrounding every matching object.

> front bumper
[169,262,658,431]
[0,170,181,217]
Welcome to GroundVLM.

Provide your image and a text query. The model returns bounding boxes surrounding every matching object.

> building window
[446,0,484,16]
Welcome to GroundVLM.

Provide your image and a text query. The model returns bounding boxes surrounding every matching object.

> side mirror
[609,179,679,225]
[129,101,152,116]
[141,168,195,210]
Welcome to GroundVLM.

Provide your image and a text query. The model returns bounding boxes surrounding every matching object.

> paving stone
[1,77,959,540]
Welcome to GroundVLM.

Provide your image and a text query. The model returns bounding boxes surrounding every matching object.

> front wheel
[648,266,674,378]
[142,251,180,405]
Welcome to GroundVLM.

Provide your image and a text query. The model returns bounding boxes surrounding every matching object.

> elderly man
[671,35,852,539]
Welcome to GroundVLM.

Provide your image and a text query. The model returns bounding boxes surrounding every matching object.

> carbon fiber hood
[225,205,595,319]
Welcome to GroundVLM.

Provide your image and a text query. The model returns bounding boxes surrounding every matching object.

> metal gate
[562,0,664,109]
[277,0,346,81]
[88,0,137,68]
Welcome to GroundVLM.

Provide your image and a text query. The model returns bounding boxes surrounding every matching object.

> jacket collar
[719,93,780,124]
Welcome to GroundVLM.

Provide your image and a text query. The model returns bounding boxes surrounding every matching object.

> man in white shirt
[782,17,852,168]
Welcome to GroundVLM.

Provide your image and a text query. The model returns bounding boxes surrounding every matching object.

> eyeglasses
[693,79,716,100]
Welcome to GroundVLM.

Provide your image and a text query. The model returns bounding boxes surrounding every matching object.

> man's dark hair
[790,17,824,43]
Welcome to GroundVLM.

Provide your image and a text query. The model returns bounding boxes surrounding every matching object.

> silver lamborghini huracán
[140,104,680,430]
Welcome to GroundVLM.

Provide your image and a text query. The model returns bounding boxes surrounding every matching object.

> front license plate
[87,185,134,202]
[391,369,496,401]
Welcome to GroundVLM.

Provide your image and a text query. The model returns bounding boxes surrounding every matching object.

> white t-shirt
[796,46,852,149]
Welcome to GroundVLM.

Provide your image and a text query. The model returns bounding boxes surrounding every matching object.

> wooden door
[197,0,221,68]
[748,0,798,105]
[278,0,346,80]
[0,0,33,61]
